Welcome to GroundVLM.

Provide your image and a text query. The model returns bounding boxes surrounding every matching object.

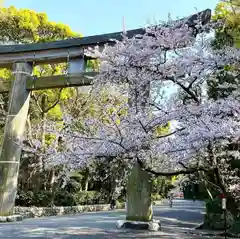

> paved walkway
[0,199,223,238]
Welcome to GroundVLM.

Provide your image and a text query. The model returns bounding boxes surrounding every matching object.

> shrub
[16,189,109,207]
[16,190,55,207]
[205,197,222,214]
[73,191,108,205]
[54,191,76,206]
[33,190,53,207]
[16,190,35,206]
[151,193,162,201]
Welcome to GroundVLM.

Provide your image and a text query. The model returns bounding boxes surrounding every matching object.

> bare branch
[44,88,63,113]
[136,156,214,176]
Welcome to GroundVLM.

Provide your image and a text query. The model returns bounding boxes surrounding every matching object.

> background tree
[194,1,240,231]
[0,6,83,205]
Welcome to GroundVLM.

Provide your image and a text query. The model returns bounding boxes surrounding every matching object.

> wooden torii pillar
[0,62,32,216]
[0,9,211,217]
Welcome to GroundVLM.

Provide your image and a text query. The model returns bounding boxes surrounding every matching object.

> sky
[5,0,220,37]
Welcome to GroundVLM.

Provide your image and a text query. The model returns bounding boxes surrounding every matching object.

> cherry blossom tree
[49,23,239,172]
[27,15,240,223]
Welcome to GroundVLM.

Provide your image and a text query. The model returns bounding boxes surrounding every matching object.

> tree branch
[32,92,43,113]
[136,156,214,176]
[44,89,63,113]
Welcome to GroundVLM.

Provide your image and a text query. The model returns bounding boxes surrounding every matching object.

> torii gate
[0,9,211,216]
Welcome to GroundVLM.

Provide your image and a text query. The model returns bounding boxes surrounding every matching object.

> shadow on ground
[0,200,212,239]
[0,225,214,239]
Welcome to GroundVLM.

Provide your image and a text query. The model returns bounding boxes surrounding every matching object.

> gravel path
[0,199,223,238]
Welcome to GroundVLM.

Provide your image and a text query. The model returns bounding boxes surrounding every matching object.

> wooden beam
[68,57,86,74]
[0,63,32,216]
[0,72,97,93]
[0,47,84,68]
[68,57,90,93]
[26,72,97,91]
[0,9,211,68]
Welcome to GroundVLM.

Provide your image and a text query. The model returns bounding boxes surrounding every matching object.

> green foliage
[0,6,85,204]
[212,1,240,48]
[0,6,121,209]
[0,6,80,43]
[73,191,108,205]
[86,59,100,71]
[16,190,52,207]
[16,190,34,207]
[53,190,76,206]
[154,122,171,137]
[151,193,162,201]
[205,197,222,214]
[0,6,79,120]
[16,189,109,207]
[231,218,240,233]
[44,133,57,147]
[183,183,207,200]
[151,175,175,198]
[208,1,240,102]
[207,69,240,100]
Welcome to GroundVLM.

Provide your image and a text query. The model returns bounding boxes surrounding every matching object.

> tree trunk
[126,162,153,222]
[0,63,32,216]
[40,95,47,172]
[84,178,89,192]
[34,95,47,191]
[49,169,55,192]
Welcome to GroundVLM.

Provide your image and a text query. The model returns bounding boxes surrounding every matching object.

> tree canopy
[0,6,80,44]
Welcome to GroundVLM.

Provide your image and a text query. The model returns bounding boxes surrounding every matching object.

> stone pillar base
[0,215,23,223]
[116,219,161,231]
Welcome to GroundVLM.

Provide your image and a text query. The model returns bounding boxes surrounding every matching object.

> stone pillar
[116,163,160,231]
[126,163,153,222]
